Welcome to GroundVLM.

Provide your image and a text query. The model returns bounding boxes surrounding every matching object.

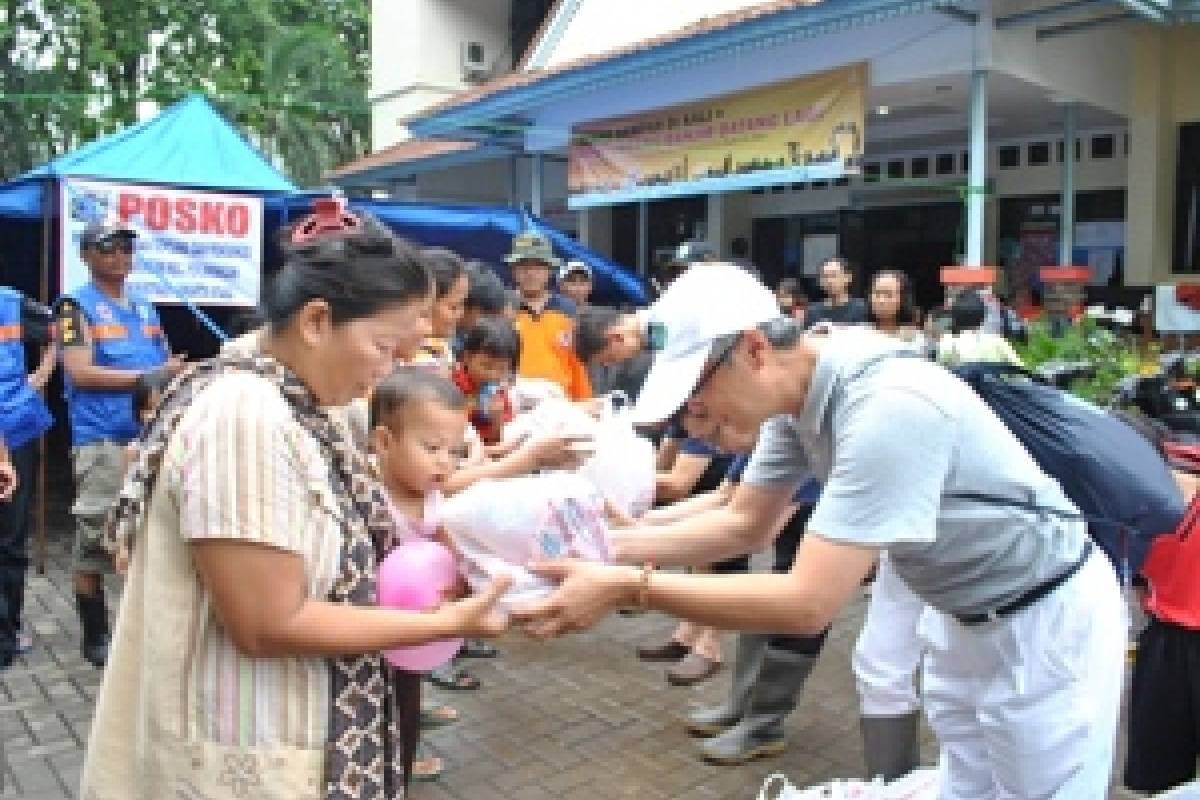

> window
[1174,123,1200,273]
[936,153,956,175]
[1124,133,1130,156]
[750,187,766,195]
[1028,142,1050,166]
[887,160,905,179]
[998,145,1020,169]
[791,183,806,191]
[961,152,970,172]
[833,176,850,187]
[811,180,828,190]
[1091,134,1115,159]
[771,184,786,193]
[864,162,881,183]
[1057,139,1081,162]
[910,157,930,178]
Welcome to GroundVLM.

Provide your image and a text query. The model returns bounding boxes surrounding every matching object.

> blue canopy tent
[0,94,645,330]
[0,93,296,223]
[0,93,297,343]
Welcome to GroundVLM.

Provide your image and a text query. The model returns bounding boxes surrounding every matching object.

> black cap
[80,221,137,249]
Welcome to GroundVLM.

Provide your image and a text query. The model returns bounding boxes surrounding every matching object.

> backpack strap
[944,489,1133,584]
[951,361,1043,385]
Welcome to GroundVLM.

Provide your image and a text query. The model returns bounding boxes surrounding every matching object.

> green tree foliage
[0,0,369,186]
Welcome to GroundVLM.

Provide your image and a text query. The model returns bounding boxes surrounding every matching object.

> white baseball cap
[558,260,592,281]
[631,262,781,425]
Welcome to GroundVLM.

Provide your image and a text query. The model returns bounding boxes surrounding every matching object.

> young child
[452,318,519,445]
[369,366,471,783]
[459,263,509,339]
[370,366,468,558]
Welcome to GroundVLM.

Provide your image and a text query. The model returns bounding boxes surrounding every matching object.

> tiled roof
[326,138,476,180]
[409,0,820,122]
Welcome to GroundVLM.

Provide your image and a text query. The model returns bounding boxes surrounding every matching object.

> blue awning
[334,197,649,306]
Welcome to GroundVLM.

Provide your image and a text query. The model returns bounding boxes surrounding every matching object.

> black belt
[955,541,1093,626]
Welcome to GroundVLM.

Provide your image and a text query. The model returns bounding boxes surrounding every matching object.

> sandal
[420,702,459,730]
[427,664,480,691]
[666,653,722,687]
[411,754,444,783]
[636,640,689,662]
[458,639,499,659]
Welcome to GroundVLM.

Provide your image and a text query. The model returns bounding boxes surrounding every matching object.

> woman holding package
[80,217,509,800]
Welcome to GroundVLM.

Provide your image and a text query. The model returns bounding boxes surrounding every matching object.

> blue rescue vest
[0,288,53,450]
[63,282,168,447]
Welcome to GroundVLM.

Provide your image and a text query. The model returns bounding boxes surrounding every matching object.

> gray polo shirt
[744,329,1087,618]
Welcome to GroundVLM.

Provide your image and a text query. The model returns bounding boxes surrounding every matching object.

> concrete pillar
[579,207,613,257]
[706,193,725,256]
[531,153,544,217]
[1126,27,1177,285]
[1060,102,1078,267]
[637,201,649,276]
[508,156,519,208]
[577,208,590,245]
[966,69,988,267]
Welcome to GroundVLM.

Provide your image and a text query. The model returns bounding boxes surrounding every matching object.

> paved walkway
[1,511,1145,799]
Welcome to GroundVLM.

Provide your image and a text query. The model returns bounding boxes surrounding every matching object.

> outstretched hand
[511,560,638,639]
[444,574,513,638]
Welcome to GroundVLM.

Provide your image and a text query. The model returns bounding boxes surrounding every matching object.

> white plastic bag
[500,393,655,518]
[508,378,568,414]
[502,397,598,445]
[756,769,939,800]
[440,471,612,608]
[577,395,656,518]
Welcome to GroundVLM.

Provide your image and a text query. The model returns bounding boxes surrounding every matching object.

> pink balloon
[377,540,463,671]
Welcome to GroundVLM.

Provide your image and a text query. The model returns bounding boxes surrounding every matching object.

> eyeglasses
[667,333,740,428]
[90,239,135,255]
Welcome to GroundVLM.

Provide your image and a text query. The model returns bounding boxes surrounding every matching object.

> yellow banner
[568,64,866,200]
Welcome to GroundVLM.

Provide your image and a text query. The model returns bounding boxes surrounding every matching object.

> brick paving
[1,500,1148,799]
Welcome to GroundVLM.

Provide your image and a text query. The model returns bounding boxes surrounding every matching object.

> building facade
[336,0,1200,307]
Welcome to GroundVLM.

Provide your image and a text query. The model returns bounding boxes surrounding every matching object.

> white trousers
[920,553,1127,800]
[853,553,927,716]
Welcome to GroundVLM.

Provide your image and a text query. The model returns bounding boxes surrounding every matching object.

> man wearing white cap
[515,263,1126,798]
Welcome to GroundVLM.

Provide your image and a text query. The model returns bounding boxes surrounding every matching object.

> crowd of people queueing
[0,210,1194,799]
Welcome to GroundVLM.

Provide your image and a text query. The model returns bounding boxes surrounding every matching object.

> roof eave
[328,143,507,187]
[410,0,955,139]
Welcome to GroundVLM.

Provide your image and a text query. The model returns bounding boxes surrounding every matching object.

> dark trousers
[0,441,38,657]
[769,504,830,655]
[1124,616,1200,792]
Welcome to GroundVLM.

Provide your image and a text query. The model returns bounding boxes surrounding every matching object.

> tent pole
[35,180,52,575]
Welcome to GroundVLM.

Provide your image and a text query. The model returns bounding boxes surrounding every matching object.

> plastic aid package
[439,471,614,609]
[502,396,656,519]
[756,769,939,800]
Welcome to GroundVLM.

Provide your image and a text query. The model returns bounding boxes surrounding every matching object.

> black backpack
[952,363,1186,583]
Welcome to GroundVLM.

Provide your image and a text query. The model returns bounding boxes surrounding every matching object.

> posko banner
[60,178,263,306]
[568,64,866,207]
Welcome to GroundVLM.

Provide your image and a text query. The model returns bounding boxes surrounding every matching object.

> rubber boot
[687,633,769,736]
[0,567,21,669]
[860,711,921,781]
[76,591,110,668]
[699,648,817,765]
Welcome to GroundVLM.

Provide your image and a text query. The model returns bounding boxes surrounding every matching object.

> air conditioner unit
[462,41,488,80]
